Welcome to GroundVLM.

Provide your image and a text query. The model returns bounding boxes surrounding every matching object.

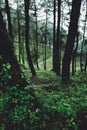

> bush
[0,63,41,130]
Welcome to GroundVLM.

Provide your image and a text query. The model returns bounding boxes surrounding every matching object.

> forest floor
[28,69,87,130]
[0,62,87,130]
[15,53,87,129]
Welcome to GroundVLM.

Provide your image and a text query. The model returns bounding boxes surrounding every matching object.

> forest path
[38,57,52,70]
[30,70,60,86]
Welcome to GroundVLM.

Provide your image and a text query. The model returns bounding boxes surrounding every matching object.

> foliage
[1,63,11,84]
[0,63,40,130]
[0,63,87,130]
[32,71,87,130]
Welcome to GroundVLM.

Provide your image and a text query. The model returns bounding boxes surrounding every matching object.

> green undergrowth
[0,63,41,130]
[31,70,87,130]
[0,63,87,130]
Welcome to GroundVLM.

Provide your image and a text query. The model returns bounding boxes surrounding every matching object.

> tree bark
[34,0,39,69]
[17,2,21,63]
[62,0,82,80]
[21,31,25,64]
[72,32,79,75]
[24,0,36,76]
[80,15,86,72]
[44,12,47,70]
[53,0,61,75]
[56,0,61,74]
[53,0,56,71]
[5,0,13,39]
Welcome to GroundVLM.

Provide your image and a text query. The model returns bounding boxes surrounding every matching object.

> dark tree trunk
[0,10,27,88]
[56,0,61,74]
[34,0,39,69]
[21,31,25,64]
[44,12,47,70]
[42,43,45,69]
[80,15,86,72]
[62,0,82,80]
[5,0,13,39]
[17,2,21,63]
[72,32,79,75]
[53,0,61,75]
[24,0,36,76]
[85,54,87,72]
[53,0,56,71]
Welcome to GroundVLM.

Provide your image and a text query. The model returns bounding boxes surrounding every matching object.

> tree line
[0,0,86,82]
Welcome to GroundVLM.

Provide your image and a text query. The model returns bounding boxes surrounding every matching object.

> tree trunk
[44,12,47,70]
[72,32,79,75]
[85,54,87,72]
[24,0,36,76]
[0,10,27,88]
[34,0,39,69]
[53,0,56,71]
[56,0,61,74]
[62,0,82,80]
[5,0,13,39]
[21,31,25,64]
[17,2,21,63]
[53,0,61,75]
[80,15,86,72]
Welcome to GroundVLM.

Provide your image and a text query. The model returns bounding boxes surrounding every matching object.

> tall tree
[5,0,13,39]
[53,0,56,72]
[16,1,21,63]
[53,0,61,75]
[0,9,27,87]
[80,14,87,71]
[62,0,82,80]
[84,0,87,72]
[33,0,39,69]
[56,0,61,74]
[72,31,79,75]
[44,9,48,70]
[24,0,36,76]
[38,0,51,70]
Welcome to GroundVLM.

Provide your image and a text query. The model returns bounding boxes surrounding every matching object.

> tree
[13,0,25,64]
[44,9,48,70]
[0,10,41,130]
[38,0,52,70]
[72,31,79,75]
[53,0,61,75]
[5,0,13,39]
[16,1,21,63]
[62,0,82,80]
[80,15,87,71]
[33,0,39,69]
[0,9,27,88]
[24,0,36,76]
[53,0,56,72]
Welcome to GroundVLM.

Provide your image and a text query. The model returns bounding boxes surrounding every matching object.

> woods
[0,0,87,129]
